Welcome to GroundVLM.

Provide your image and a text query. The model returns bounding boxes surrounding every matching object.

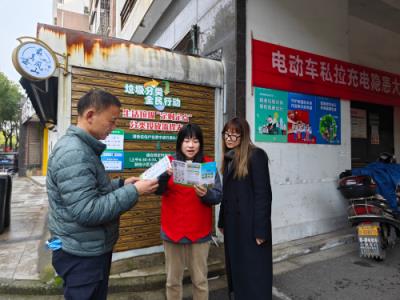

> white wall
[116,0,154,40]
[247,0,351,244]
[58,0,90,14]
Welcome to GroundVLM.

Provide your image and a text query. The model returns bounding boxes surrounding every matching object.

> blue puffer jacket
[46,125,138,256]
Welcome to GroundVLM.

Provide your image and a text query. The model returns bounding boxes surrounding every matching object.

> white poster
[351,108,367,139]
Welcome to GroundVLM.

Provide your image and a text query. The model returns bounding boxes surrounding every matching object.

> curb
[0,229,356,295]
[0,262,226,296]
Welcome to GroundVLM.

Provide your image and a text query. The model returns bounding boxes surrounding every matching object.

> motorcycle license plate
[357,224,382,258]
[357,224,379,237]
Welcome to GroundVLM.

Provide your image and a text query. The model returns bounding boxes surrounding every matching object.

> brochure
[172,160,217,186]
[140,155,171,180]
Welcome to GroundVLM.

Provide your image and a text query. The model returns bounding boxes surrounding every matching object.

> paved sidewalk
[0,176,47,281]
[0,176,357,297]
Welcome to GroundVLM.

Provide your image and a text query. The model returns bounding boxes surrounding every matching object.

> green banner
[124,133,177,141]
[124,151,174,169]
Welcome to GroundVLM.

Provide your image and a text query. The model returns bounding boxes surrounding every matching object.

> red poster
[252,39,400,106]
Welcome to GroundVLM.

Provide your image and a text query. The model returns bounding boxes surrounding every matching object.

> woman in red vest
[156,124,222,300]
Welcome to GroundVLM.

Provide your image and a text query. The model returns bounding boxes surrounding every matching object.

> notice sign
[351,108,367,139]
[101,129,124,151]
[101,151,124,171]
[125,152,174,169]
[100,129,125,171]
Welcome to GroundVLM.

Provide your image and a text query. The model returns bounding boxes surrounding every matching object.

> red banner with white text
[252,39,400,106]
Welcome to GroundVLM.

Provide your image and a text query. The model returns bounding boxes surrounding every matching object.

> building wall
[142,0,238,121]
[247,0,400,244]
[56,9,89,31]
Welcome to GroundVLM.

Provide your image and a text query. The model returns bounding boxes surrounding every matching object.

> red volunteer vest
[161,155,213,242]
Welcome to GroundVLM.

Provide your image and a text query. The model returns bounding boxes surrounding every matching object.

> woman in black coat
[218,117,273,300]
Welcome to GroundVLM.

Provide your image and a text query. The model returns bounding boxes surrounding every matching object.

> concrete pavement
[0,176,357,298]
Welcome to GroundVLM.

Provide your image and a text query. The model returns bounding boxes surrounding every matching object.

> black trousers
[52,249,112,300]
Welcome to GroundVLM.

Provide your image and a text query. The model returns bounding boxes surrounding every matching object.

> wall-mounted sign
[100,129,125,171]
[101,151,124,171]
[252,39,400,106]
[125,133,177,141]
[351,108,367,139]
[255,87,341,145]
[12,38,57,81]
[124,81,181,111]
[124,152,174,169]
[101,129,124,151]
[287,92,315,144]
[121,109,191,132]
[255,88,288,143]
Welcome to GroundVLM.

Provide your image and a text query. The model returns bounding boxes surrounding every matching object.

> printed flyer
[172,160,217,186]
[140,156,171,180]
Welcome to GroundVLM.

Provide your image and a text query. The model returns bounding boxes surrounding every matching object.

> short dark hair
[77,89,121,116]
[176,124,204,163]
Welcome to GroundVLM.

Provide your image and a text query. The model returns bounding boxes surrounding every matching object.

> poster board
[71,67,215,251]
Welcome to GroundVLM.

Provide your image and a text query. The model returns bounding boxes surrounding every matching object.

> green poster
[255,87,288,143]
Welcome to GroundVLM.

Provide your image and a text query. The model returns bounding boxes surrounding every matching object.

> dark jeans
[52,249,112,300]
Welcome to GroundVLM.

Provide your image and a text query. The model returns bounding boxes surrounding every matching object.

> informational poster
[255,87,288,142]
[369,113,380,145]
[254,87,341,145]
[101,152,124,171]
[101,129,124,150]
[287,92,316,144]
[100,129,125,171]
[351,108,367,139]
[315,96,341,145]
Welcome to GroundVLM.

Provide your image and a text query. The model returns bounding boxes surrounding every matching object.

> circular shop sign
[12,41,57,81]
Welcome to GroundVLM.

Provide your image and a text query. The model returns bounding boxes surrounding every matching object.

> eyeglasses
[223,132,241,142]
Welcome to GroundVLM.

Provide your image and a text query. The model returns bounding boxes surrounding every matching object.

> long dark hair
[221,117,255,178]
[176,124,204,162]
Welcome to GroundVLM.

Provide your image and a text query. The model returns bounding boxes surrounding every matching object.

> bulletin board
[71,67,216,251]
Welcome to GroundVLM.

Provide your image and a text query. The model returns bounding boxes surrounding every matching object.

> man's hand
[194,184,207,197]
[134,179,159,195]
[218,227,224,235]
[124,176,140,185]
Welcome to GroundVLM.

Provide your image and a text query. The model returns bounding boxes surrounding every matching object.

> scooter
[338,172,400,260]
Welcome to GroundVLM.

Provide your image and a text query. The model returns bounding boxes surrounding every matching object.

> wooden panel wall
[71,67,216,251]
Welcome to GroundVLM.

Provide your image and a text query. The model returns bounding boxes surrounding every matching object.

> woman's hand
[194,184,207,197]
[256,238,265,245]
[166,167,173,176]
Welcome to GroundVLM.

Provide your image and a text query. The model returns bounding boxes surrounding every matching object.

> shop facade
[246,0,400,244]
[18,24,223,256]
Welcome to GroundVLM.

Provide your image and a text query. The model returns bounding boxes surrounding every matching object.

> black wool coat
[218,147,273,300]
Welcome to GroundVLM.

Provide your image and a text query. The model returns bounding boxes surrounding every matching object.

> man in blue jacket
[46,89,158,300]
